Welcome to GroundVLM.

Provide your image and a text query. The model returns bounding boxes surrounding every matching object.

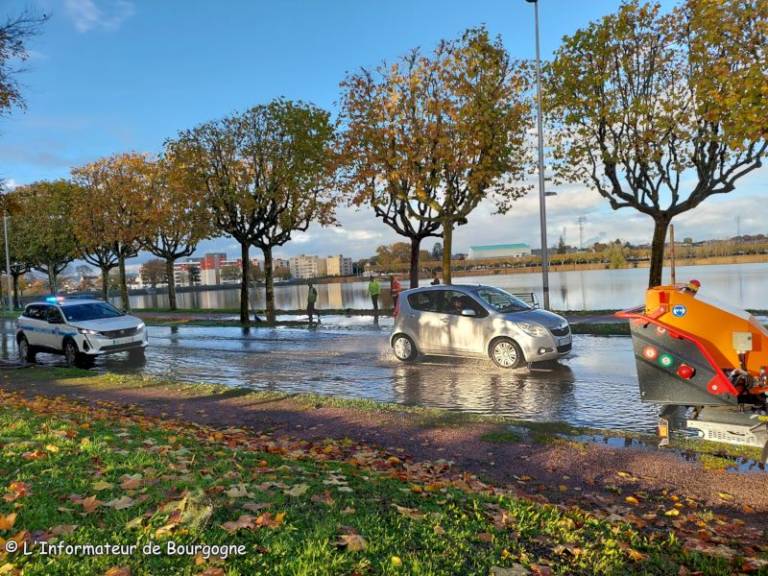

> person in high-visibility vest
[368,276,381,321]
[390,275,402,316]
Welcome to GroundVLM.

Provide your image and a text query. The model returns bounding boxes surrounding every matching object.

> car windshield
[62,302,124,322]
[475,287,531,313]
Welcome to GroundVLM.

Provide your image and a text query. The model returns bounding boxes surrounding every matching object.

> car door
[444,291,489,355]
[405,290,452,354]
[21,305,48,348]
[45,306,67,351]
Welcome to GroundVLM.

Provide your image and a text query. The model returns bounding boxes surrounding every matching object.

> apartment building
[326,254,353,277]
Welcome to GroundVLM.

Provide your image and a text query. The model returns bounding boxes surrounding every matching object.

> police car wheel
[63,340,80,367]
[18,336,35,363]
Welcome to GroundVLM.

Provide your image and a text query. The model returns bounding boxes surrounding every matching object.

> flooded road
[0,318,657,433]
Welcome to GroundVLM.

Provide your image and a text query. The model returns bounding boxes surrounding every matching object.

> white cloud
[64,0,135,33]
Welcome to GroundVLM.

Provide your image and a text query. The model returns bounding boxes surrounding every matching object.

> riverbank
[1,367,767,574]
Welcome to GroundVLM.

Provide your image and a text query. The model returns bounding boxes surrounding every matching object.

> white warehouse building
[468,243,531,260]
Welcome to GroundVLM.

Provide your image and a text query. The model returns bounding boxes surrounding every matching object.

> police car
[16,297,148,366]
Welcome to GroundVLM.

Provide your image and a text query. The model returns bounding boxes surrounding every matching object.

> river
[123,262,767,311]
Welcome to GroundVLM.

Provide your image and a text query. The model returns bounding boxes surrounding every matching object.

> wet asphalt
[0,317,658,433]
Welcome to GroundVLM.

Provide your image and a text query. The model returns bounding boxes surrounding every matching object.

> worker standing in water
[368,276,381,321]
[307,281,320,325]
[390,275,402,316]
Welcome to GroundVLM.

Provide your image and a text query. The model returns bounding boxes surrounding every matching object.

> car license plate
[557,336,571,346]
[113,337,134,346]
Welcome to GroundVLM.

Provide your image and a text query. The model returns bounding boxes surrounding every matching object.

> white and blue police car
[16,297,148,366]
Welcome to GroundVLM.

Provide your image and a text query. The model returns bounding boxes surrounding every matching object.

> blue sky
[2,0,767,269]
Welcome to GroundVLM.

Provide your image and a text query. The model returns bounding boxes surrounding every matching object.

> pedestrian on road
[430,272,441,286]
[368,276,381,320]
[307,281,320,324]
[390,275,402,316]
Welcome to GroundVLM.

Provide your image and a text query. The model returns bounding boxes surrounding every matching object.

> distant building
[289,255,327,279]
[326,255,353,277]
[468,243,531,260]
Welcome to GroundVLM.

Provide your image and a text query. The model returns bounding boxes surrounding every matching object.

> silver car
[390,284,571,368]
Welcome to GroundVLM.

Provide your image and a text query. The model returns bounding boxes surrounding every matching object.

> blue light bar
[45,296,64,304]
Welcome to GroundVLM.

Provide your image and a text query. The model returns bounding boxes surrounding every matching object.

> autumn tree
[142,154,212,310]
[340,28,531,285]
[10,181,78,293]
[71,154,153,310]
[546,0,768,287]
[170,99,337,323]
[0,10,48,118]
[69,186,120,301]
[140,258,167,288]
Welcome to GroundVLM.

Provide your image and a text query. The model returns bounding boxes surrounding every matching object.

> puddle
[567,433,766,473]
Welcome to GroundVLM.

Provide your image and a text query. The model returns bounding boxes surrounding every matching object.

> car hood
[503,309,568,330]
[68,315,142,332]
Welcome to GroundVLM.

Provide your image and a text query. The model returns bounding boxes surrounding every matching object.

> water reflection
[0,318,659,432]
[120,262,767,312]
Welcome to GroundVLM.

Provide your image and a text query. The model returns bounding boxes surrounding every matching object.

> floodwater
[0,318,658,433]
[123,262,768,311]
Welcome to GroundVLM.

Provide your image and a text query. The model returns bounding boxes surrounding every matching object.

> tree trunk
[12,275,19,309]
[262,245,276,324]
[648,216,671,288]
[409,237,421,289]
[166,258,177,310]
[100,266,109,301]
[441,222,453,285]
[239,241,250,324]
[118,252,129,311]
[47,265,56,295]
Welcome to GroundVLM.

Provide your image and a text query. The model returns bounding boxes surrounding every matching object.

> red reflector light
[676,364,695,379]
[642,346,658,360]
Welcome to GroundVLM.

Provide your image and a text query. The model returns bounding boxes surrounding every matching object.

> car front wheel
[392,334,417,362]
[63,339,81,368]
[489,337,524,369]
[18,336,35,363]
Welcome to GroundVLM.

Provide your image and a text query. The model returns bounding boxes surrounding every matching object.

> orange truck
[617,281,768,454]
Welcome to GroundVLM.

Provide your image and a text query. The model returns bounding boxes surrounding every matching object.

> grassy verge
[9,367,764,465]
[0,389,749,575]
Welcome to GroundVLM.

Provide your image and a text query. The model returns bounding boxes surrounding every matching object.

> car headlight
[78,328,100,335]
[137,322,145,332]
[517,322,548,337]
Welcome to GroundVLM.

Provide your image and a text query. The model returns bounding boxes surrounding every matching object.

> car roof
[401,284,489,295]
[26,298,108,308]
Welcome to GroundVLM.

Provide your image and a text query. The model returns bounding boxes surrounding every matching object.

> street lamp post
[3,212,11,312]
[526,0,550,310]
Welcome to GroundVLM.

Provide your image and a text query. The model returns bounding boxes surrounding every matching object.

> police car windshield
[62,303,124,322]
[475,287,531,313]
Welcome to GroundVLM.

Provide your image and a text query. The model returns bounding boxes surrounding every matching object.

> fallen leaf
[242,502,270,513]
[50,524,77,536]
[283,484,309,497]
[104,567,131,576]
[105,496,135,510]
[221,514,254,534]
[225,484,249,498]
[391,556,403,567]
[92,481,114,492]
[339,533,367,552]
[392,504,425,520]
[625,496,640,506]
[82,496,102,514]
[0,514,16,531]
[490,565,529,576]
[119,474,142,490]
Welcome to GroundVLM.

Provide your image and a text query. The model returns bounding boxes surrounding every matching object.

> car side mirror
[461,308,477,317]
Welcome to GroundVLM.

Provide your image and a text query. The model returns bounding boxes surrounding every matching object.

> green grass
[0,391,743,575]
